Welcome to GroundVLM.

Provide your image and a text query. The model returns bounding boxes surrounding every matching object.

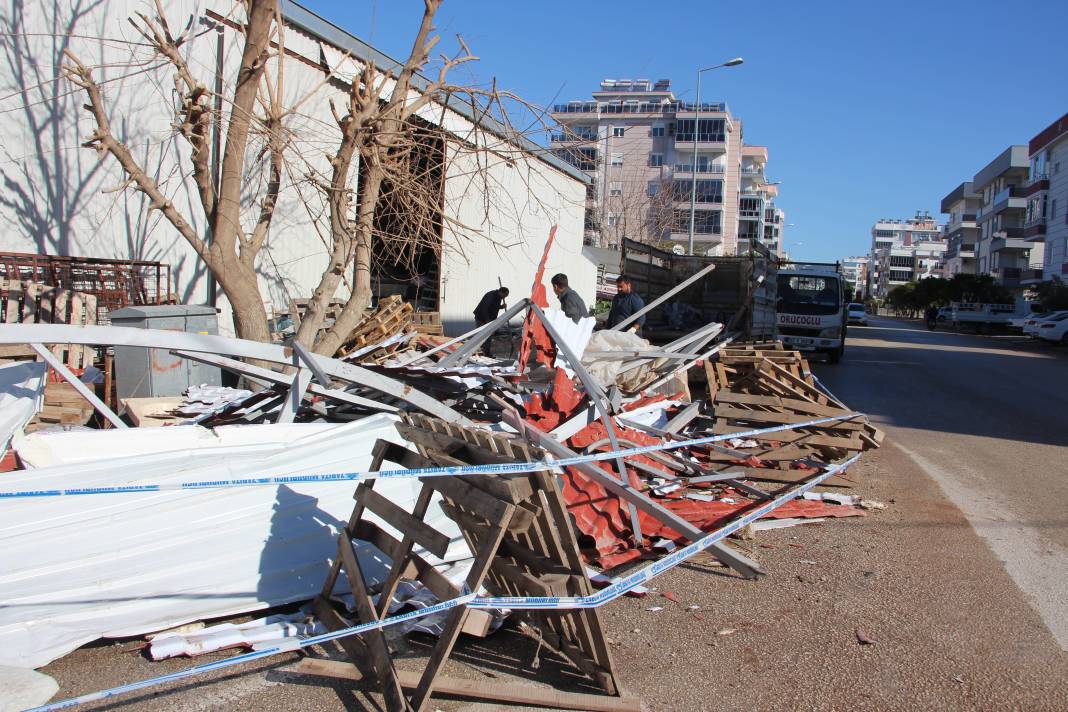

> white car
[1036,312,1068,344]
[1024,311,1068,338]
[846,302,868,326]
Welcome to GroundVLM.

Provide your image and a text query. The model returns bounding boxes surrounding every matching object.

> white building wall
[440,140,591,333]
[0,0,585,337]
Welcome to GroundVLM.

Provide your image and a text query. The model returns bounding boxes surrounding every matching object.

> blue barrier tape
[0,413,861,499]
[27,455,858,711]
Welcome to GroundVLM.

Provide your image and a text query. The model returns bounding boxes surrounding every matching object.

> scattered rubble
[0,243,883,710]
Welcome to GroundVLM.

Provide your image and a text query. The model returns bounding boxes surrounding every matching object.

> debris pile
[0,243,882,710]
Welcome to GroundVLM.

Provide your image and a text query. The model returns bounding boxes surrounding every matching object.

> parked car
[1024,311,1068,338]
[1036,312,1068,344]
[846,302,868,325]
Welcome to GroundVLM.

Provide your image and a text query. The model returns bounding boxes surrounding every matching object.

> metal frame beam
[29,343,126,429]
[172,350,398,411]
[435,299,531,368]
[0,325,469,425]
[611,261,717,332]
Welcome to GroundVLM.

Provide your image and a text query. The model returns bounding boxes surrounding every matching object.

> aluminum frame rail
[0,324,471,426]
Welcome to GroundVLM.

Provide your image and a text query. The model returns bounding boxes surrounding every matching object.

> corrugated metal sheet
[0,415,469,668]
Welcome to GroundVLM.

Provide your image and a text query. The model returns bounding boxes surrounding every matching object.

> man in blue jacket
[606,275,645,334]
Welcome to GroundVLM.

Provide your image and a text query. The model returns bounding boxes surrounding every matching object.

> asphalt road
[813,315,1068,651]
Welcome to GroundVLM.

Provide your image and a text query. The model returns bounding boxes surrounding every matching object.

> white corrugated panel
[0,415,469,668]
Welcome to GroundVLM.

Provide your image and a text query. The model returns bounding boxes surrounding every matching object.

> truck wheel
[827,346,843,364]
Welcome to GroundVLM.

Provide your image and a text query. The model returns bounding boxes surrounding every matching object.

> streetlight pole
[688,57,743,256]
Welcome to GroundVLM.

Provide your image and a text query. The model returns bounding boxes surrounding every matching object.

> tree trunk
[216,258,271,343]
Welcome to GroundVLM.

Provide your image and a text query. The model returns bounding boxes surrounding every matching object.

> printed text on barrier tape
[1,413,862,499]
[27,455,858,711]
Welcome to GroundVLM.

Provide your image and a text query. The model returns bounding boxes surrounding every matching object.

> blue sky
[300,0,1068,262]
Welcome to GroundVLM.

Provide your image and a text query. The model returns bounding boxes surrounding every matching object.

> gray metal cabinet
[108,305,222,398]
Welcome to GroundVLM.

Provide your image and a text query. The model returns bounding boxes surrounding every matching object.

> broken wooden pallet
[304,413,629,712]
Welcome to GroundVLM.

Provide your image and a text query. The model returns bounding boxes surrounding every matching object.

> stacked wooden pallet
[26,380,94,431]
[410,310,442,336]
[336,295,413,360]
[704,343,881,479]
[0,279,97,368]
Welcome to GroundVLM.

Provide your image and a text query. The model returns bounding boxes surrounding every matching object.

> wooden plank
[714,405,864,430]
[409,500,515,712]
[335,533,407,712]
[350,520,458,604]
[294,659,640,712]
[355,485,451,559]
[423,473,514,526]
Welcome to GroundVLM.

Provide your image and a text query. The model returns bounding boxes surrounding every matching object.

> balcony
[1020,268,1045,284]
[993,267,1021,286]
[1023,217,1047,241]
[674,136,727,153]
[1019,175,1049,198]
[672,163,725,175]
[553,100,729,116]
[741,166,764,176]
[945,243,976,259]
[552,102,599,115]
[977,186,1026,221]
[550,132,597,143]
[989,236,1031,253]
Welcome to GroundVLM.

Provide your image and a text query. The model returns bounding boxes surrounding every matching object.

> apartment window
[874,229,894,238]
[612,127,625,137]
[672,179,723,203]
[889,255,913,267]
[649,153,663,167]
[671,209,721,234]
[611,152,623,166]
[607,214,619,227]
[651,126,665,137]
[675,118,726,142]
[647,182,659,197]
[555,146,597,171]
[609,182,623,197]
[1056,162,1061,175]
[1053,198,1059,221]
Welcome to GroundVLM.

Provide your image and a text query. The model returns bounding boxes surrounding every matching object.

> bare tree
[61,0,547,352]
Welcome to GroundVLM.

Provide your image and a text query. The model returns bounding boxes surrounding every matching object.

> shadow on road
[813,316,1068,448]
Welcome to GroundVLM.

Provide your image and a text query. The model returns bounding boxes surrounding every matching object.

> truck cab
[775,263,846,363]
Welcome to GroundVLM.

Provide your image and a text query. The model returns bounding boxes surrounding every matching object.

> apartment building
[940,182,980,276]
[872,241,947,298]
[867,212,941,296]
[550,79,780,256]
[841,256,870,299]
[1024,111,1068,283]
[972,146,1044,291]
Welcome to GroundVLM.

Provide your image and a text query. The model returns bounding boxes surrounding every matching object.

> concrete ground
[37,316,1068,711]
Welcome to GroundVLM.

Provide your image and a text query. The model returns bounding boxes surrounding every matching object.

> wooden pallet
[337,295,414,360]
[0,279,97,368]
[706,342,882,468]
[303,414,631,712]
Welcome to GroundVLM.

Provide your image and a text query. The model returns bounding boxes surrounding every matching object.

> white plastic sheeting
[0,415,470,669]
[0,361,46,457]
[581,329,653,389]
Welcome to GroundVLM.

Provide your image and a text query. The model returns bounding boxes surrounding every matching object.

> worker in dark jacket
[550,273,589,323]
[606,275,645,334]
[474,287,509,326]
[473,286,509,356]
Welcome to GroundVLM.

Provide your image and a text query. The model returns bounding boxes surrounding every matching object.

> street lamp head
[724,57,744,66]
